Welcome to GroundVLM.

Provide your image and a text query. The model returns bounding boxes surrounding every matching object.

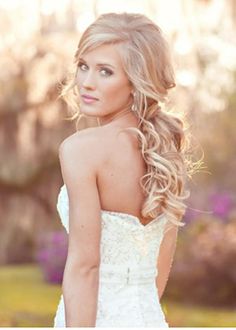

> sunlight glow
[76,12,96,33]
[176,70,197,88]
[0,0,235,114]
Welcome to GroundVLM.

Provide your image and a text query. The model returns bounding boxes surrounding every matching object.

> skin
[59,44,178,326]
[76,43,138,127]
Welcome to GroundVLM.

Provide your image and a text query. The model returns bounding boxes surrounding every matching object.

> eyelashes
[77,62,87,71]
[101,68,113,76]
[77,62,113,77]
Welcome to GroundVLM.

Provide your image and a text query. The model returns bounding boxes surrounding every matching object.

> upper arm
[59,133,102,270]
[156,221,179,278]
[158,223,178,262]
[155,222,179,299]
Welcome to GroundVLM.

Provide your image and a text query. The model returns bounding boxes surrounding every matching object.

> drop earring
[131,91,137,112]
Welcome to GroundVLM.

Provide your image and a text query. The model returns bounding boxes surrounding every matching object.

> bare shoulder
[58,124,131,179]
[59,126,102,147]
[58,126,108,172]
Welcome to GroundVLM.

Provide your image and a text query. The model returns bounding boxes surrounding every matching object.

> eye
[100,68,113,77]
[78,62,88,71]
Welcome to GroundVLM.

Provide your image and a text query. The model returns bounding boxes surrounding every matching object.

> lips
[81,94,98,100]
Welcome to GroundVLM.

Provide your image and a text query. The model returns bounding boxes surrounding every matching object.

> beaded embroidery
[54,184,169,327]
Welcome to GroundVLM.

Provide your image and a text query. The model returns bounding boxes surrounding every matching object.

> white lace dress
[53,184,169,327]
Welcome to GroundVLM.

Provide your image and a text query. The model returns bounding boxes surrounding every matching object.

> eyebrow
[79,58,115,69]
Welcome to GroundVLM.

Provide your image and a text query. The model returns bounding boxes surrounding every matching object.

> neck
[97,106,135,126]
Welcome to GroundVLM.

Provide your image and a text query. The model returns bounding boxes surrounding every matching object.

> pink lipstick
[81,94,98,104]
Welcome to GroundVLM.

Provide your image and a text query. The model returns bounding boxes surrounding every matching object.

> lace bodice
[54,184,170,327]
[56,184,168,269]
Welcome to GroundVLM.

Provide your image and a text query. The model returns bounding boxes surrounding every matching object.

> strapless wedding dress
[53,184,169,327]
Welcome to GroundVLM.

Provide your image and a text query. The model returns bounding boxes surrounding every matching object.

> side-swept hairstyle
[60,12,203,231]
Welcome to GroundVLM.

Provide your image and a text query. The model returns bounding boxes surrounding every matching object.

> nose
[81,71,96,90]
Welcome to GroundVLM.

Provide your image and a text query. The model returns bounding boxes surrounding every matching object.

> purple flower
[36,231,68,284]
[209,192,233,219]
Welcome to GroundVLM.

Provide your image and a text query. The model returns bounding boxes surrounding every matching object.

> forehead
[81,44,122,67]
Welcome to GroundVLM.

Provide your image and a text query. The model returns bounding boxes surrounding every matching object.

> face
[75,44,133,122]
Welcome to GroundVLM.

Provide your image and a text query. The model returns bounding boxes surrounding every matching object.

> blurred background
[0,0,235,327]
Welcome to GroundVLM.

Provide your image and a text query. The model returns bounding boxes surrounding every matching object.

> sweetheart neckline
[59,184,166,228]
[100,209,166,228]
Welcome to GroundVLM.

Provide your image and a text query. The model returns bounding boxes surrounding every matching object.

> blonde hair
[60,12,204,230]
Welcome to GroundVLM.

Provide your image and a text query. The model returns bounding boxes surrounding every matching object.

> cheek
[76,74,85,88]
[102,78,131,102]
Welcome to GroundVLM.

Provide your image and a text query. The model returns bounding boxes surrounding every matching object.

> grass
[0,264,61,327]
[162,300,236,327]
[0,264,235,327]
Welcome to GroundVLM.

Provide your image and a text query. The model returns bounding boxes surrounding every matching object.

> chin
[80,108,97,118]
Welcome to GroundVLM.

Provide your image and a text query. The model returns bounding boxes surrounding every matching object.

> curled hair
[60,12,204,231]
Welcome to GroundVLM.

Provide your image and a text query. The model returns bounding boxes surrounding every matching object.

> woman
[54,12,197,327]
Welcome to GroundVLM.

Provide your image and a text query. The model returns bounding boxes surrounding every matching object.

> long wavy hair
[60,12,204,231]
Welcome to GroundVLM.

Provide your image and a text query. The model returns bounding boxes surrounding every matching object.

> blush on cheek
[105,84,131,105]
